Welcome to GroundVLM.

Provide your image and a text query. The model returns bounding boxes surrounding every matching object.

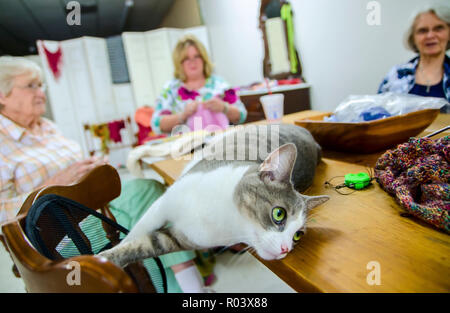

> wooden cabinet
[239,84,311,123]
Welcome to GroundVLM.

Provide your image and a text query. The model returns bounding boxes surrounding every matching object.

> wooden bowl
[294,109,440,153]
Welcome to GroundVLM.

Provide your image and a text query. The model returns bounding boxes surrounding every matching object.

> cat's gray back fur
[186,124,321,191]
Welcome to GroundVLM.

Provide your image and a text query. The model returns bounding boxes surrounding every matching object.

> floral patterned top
[151,75,248,134]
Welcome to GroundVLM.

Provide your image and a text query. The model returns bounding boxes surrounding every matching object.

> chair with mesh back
[0,164,159,293]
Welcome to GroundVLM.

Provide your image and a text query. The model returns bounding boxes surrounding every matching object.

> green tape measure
[344,172,371,190]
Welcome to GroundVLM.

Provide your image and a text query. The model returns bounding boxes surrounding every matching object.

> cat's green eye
[271,207,286,224]
[293,230,304,242]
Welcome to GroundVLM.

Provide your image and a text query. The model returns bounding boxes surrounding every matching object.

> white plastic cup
[260,94,284,123]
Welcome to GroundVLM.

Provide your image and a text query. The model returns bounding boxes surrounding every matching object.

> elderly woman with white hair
[378,7,450,113]
[0,56,210,293]
[0,56,108,221]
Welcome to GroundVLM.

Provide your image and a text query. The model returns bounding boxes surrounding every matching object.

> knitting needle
[423,126,450,138]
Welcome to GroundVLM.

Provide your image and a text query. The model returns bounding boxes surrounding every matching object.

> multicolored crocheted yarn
[375,136,449,233]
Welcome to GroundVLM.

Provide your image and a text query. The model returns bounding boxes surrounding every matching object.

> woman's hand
[203,97,226,113]
[43,156,108,187]
[205,97,241,124]
[160,101,199,132]
[181,100,199,121]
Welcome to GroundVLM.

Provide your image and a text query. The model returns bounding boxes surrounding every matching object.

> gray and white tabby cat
[98,124,329,266]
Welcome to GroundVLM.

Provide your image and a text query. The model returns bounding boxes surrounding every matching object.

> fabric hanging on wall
[107,120,126,143]
[42,42,63,80]
[280,2,298,74]
[90,123,110,154]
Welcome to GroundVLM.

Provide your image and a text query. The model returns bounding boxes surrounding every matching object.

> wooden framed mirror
[259,0,303,80]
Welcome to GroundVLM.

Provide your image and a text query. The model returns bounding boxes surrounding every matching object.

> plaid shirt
[0,114,82,224]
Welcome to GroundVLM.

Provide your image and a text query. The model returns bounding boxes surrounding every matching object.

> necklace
[419,67,432,93]
[418,64,443,93]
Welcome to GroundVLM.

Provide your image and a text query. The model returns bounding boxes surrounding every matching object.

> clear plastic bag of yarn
[325,93,448,123]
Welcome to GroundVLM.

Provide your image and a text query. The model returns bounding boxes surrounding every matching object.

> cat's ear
[259,143,297,184]
[304,195,330,211]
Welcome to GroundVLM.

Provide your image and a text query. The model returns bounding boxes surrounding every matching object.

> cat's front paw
[97,250,125,268]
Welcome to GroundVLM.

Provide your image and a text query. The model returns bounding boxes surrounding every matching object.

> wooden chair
[0,164,156,293]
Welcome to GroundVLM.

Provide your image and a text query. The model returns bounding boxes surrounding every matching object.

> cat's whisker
[306,213,321,222]
[228,253,245,267]
[246,247,255,256]
[241,247,251,254]
[224,250,244,268]
[216,234,255,250]
[307,212,320,219]
[238,246,255,262]
[235,249,254,267]
[222,243,255,268]
[214,246,229,255]
[261,236,278,253]
[307,215,320,221]
[306,215,323,226]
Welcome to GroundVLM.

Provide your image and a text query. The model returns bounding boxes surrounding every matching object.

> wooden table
[149,111,450,292]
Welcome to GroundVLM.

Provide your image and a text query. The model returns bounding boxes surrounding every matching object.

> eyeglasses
[182,55,202,64]
[15,82,47,93]
[415,24,446,35]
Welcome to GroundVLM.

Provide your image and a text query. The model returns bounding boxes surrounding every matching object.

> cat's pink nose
[281,244,289,254]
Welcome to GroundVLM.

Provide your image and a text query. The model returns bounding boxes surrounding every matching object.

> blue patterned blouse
[377,55,450,113]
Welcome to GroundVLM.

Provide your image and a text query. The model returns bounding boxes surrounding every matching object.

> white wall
[199,0,449,111]
[37,38,137,167]
[198,0,264,87]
